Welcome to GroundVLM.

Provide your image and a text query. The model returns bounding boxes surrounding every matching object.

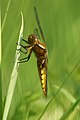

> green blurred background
[1,0,80,120]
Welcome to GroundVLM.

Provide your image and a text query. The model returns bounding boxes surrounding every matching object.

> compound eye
[30,35,32,39]
[28,35,34,44]
[28,34,38,44]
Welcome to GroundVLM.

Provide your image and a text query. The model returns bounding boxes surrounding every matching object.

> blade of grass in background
[54,85,80,109]
[59,97,80,120]
[0,7,2,120]
[2,12,24,120]
[2,0,12,33]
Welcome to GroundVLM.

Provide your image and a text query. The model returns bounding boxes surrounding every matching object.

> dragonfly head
[28,34,38,45]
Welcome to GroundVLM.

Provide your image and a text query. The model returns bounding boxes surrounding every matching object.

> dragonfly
[17,6,48,96]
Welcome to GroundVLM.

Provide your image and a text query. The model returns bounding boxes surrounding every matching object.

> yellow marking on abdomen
[41,74,46,79]
[41,78,46,84]
[41,69,44,74]
[42,83,46,88]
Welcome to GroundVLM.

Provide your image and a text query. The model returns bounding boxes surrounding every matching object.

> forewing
[34,6,45,43]
[37,56,48,96]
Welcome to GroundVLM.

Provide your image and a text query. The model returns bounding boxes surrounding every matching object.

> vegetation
[1,0,80,120]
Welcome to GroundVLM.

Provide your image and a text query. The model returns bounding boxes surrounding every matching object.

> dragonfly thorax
[28,34,38,45]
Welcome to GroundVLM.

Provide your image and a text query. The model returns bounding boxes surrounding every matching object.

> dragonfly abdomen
[37,58,47,96]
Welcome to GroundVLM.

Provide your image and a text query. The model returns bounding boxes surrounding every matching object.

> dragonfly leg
[18,49,32,63]
[17,48,28,54]
[18,60,29,63]
[18,56,30,63]
[20,56,28,61]
[16,43,31,50]
[16,43,26,49]
[22,38,28,43]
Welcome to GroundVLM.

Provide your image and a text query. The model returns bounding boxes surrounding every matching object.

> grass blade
[2,12,24,120]
[0,9,2,120]
[2,0,12,33]
[59,97,80,120]
[54,85,80,109]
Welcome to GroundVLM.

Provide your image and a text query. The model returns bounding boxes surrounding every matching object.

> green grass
[0,6,2,120]
[2,12,24,120]
[1,0,80,120]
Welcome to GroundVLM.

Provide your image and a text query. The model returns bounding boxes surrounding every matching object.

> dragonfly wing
[34,6,45,43]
